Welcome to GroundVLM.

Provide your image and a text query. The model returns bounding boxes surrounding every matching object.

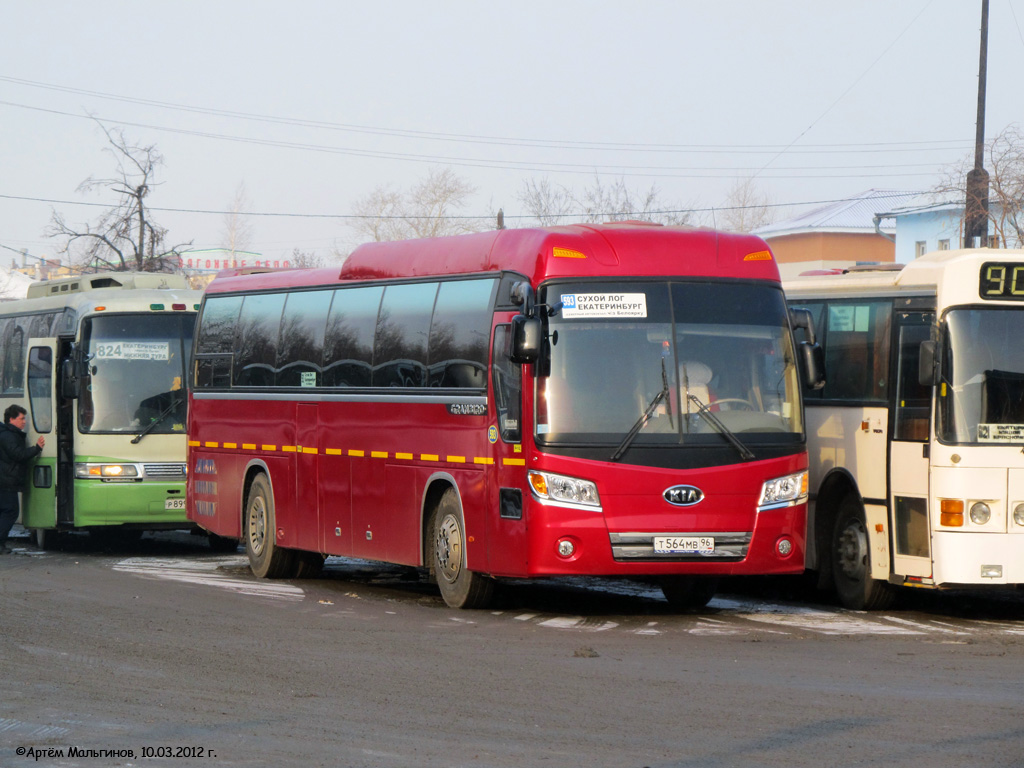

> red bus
[187,223,820,608]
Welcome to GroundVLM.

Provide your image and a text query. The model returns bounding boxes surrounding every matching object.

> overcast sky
[2,0,1023,264]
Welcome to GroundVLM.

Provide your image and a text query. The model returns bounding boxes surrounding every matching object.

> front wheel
[832,496,896,610]
[430,489,494,609]
[245,474,296,579]
[33,528,60,550]
[660,576,718,611]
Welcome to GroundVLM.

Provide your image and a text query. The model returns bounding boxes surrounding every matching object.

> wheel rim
[248,495,267,557]
[836,518,868,580]
[435,513,463,584]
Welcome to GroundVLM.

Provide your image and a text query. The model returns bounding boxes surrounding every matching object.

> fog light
[557,539,576,558]
[1013,503,1024,527]
[970,502,991,525]
[776,538,793,557]
[981,564,1003,579]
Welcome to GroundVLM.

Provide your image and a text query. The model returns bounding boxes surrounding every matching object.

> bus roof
[204,223,781,294]
[785,248,1024,302]
[1,273,201,318]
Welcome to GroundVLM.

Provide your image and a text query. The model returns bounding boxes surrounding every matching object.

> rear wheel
[431,488,494,609]
[33,528,60,550]
[245,474,296,579]
[832,496,896,610]
[660,576,718,610]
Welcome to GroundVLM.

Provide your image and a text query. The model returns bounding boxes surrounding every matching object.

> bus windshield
[80,313,195,434]
[536,281,802,451]
[939,307,1024,444]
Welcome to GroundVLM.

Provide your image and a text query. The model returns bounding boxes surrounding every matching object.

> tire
[832,496,896,610]
[660,576,719,611]
[244,474,296,579]
[33,528,60,550]
[207,533,240,553]
[430,488,494,609]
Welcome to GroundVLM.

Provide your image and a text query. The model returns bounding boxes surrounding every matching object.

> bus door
[21,340,59,530]
[889,311,934,579]
[487,324,528,576]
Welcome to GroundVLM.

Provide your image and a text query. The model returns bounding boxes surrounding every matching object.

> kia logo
[663,485,704,506]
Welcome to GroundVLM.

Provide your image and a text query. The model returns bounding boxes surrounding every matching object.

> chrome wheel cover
[435,513,463,584]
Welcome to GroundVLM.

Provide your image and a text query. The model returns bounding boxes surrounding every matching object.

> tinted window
[234,293,287,387]
[373,283,438,388]
[277,290,332,387]
[821,301,891,402]
[428,278,495,388]
[1,318,26,395]
[491,325,521,442]
[196,296,243,354]
[323,286,383,387]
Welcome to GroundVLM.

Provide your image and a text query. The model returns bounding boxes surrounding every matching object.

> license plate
[654,536,715,554]
[165,498,185,510]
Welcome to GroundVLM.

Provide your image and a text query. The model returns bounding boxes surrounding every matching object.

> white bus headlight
[528,470,601,508]
[758,471,808,509]
[970,502,992,525]
[75,463,140,479]
[1014,503,1024,527]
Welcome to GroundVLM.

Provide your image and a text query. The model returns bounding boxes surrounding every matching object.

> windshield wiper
[131,393,183,445]
[612,390,669,464]
[686,393,755,461]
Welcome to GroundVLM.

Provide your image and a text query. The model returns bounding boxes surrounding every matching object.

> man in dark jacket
[0,405,45,553]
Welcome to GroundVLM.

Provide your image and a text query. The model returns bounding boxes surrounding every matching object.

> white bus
[0,272,207,547]
[786,249,1024,608]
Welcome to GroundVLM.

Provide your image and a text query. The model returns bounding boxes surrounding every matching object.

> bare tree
[517,176,696,226]
[47,121,191,272]
[717,177,776,233]
[934,123,1024,248]
[221,182,255,258]
[288,248,326,268]
[351,167,486,242]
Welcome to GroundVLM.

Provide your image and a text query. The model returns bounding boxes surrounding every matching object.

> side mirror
[510,315,541,364]
[61,358,80,399]
[790,307,817,345]
[800,342,826,390]
[919,340,938,387]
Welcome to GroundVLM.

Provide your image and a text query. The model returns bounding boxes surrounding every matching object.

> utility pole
[964,0,990,248]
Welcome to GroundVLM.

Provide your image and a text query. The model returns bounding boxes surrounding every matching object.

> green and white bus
[0,272,202,547]
[786,249,1024,608]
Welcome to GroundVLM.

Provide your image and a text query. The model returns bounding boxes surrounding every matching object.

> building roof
[753,189,925,238]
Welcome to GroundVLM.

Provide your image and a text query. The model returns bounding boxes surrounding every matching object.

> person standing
[0,405,44,554]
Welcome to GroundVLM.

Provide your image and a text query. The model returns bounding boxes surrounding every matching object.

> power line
[0,190,930,222]
[0,74,976,155]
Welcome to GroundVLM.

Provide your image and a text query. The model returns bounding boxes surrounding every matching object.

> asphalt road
[2,531,1024,768]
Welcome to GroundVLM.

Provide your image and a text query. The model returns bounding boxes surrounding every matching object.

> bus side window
[1,319,25,395]
[894,323,932,441]
[492,325,521,443]
[821,301,891,402]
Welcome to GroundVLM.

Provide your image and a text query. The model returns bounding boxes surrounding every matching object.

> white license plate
[165,498,186,510]
[654,536,715,554]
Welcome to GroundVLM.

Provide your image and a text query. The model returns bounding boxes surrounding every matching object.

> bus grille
[609,531,751,562]
[143,463,187,480]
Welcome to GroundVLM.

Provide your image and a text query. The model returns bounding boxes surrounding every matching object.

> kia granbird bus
[0,273,204,547]
[188,223,820,608]
[786,249,1024,609]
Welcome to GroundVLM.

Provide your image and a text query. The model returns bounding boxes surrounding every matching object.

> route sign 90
[979,262,1024,301]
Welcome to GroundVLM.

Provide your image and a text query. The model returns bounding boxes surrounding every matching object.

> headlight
[758,471,808,509]
[970,502,992,525]
[1013,503,1024,527]
[75,463,140,479]
[528,470,601,508]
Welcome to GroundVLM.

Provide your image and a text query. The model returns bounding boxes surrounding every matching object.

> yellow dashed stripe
[199,439,509,467]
